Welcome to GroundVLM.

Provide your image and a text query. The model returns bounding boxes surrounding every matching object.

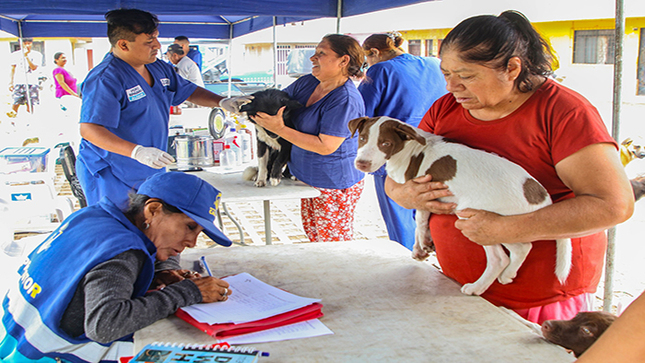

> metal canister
[173,135,214,169]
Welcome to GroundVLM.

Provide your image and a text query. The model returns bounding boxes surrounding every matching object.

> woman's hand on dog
[385,175,456,214]
[455,209,519,246]
[251,106,287,134]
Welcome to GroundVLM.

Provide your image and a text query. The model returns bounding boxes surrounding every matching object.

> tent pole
[273,17,278,88]
[336,0,342,33]
[603,0,624,313]
[17,22,34,114]
[227,25,233,98]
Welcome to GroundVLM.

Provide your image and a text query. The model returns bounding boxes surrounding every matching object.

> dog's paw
[412,230,434,261]
[461,283,485,296]
[254,180,267,187]
[412,243,431,261]
[497,270,517,285]
[269,178,282,186]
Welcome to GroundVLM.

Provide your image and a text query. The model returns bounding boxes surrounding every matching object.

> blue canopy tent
[0,0,432,39]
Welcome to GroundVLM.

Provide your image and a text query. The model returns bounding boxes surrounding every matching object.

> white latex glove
[131,145,175,169]
[219,95,254,114]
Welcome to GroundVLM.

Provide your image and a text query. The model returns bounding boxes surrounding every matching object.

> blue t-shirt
[78,53,197,188]
[284,74,365,189]
[358,54,447,127]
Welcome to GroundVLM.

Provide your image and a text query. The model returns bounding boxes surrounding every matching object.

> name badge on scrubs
[126,85,146,102]
[160,78,170,87]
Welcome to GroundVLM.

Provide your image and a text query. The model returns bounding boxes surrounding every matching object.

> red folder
[175,302,323,338]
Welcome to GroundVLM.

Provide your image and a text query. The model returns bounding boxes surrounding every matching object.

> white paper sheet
[181,272,321,324]
[222,319,334,345]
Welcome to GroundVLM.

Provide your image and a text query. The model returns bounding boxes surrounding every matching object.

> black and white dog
[240,89,302,187]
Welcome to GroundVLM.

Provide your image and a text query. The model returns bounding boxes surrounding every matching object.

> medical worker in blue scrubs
[0,172,233,363]
[77,9,250,208]
[357,33,447,250]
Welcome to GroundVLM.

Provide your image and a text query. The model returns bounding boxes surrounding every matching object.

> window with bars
[638,28,645,95]
[573,29,616,64]
[276,44,316,76]
[408,39,421,56]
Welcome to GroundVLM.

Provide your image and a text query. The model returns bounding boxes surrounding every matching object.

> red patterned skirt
[301,179,365,242]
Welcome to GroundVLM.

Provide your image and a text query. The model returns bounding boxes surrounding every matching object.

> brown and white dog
[348,116,572,296]
[541,311,617,357]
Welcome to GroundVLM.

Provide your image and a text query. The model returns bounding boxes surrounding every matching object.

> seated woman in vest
[0,172,233,363]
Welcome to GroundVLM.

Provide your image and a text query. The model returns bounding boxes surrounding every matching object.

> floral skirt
[301,179,365,242]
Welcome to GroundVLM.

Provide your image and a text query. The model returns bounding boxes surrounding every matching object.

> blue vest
[0,198,156,362]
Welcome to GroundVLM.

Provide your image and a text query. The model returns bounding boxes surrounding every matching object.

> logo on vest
[160,78,170,87]
[19,267,42,299]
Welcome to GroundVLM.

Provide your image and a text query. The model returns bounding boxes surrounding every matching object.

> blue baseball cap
[138,172,232,247]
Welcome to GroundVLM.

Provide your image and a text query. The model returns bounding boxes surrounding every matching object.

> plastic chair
[60,145,87,208]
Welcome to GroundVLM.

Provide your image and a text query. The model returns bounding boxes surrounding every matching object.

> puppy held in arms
[348,116,572,296]
[240,89,302,187]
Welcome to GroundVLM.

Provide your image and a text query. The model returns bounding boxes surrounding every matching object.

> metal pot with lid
[173,135,214,170]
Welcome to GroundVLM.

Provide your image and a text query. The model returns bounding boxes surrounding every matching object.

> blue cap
[138,172,232,247]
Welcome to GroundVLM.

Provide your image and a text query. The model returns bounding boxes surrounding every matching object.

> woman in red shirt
[386,10,634,324]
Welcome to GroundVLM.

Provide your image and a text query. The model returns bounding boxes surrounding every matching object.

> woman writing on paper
[0,172,233,363]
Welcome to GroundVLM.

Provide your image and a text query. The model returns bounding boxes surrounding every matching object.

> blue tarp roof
[0,0,431,39]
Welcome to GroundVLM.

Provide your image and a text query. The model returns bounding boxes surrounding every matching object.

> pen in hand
[200,256,213,277]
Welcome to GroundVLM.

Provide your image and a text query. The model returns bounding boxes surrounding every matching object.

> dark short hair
[167,43,184,55]
[174,35,189,42]
[54,52,65,61]
[22,38,33,44]
[322,34,365,78]
[439,10,554,92]
[105,8,159,47]
[124,194,182,223]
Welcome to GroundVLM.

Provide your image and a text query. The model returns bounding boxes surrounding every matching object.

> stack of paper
[176,273,332,342]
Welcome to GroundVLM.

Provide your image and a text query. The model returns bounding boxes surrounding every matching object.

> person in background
[0,172,233,363]
[385,10,634,324]
[174,35,202,71]
[252,34,366,242]
[7,38,42,118]
[358,32,447,250]
[166,43,204,87]
[52,52,80,98]
[76,8,251,209]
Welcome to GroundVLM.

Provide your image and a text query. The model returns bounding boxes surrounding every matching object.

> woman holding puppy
[386,10,634,324]
[358,32,447,250]
[252,34,365,242]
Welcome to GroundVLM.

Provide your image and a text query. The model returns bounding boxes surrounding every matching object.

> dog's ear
[395,122,427,145]
[348,117,370,137]
[286,99,303,111]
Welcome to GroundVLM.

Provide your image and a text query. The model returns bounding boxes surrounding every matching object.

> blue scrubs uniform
[77,53,197,208]
[187,48,202,71]
[358,54,447,250]
[284,74,364,190]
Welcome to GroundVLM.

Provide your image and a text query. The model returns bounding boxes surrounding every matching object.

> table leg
[213,202,247,246]
[264,200,272,245]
